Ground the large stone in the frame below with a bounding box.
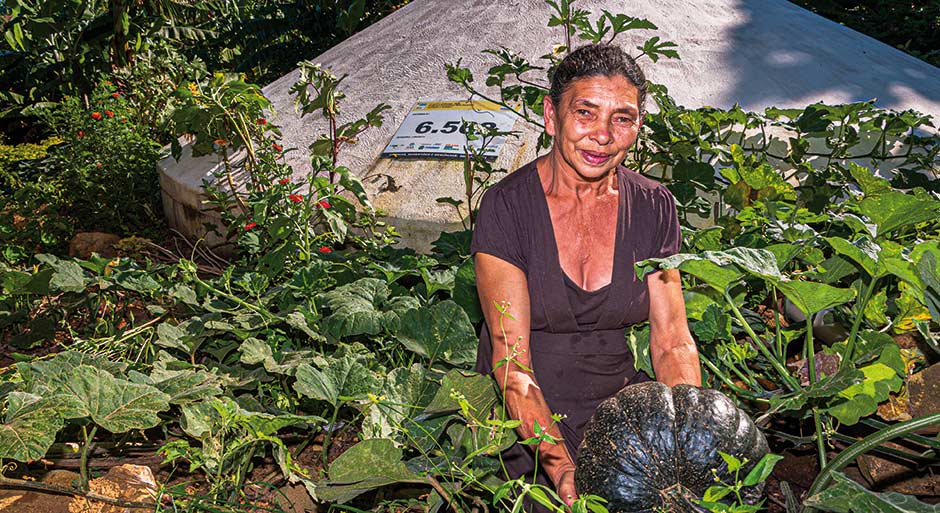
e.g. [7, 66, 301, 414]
[158, 0, 940, 251]
[68, 232, 121, 259]
[0, 465, 157, 513]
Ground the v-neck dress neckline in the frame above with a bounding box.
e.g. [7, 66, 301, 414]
[533, 166, 628, 331]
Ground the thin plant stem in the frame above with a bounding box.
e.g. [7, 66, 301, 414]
[724, 291, 801, 391]
[79, 424, 98, 491]
[805, 318, 828, 470]
[840, 277, 878, 369]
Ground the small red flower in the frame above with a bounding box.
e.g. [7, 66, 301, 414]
[278, 178, 290, 185]
[318, 199, 332, 209]
[214, 139, 227, 146]
[91, 112, 103, 120]
[256, 118, 267, 126]
[104, 110, 114, 118]
[77, 131, 84, 138]
[111, 92, 121, 99]
[318, 246, 333, 254]
[95, 162, 103, 169]
[289, 194, 303, 203]
[244, 221, 258, 231]
[272, 143, 283, 152]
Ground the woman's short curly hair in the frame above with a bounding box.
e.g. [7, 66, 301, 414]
[549, 44, 648, 115]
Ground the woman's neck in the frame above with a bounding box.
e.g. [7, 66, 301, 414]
[537, 153, 619, 199]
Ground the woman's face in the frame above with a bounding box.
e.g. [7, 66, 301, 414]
[543, 75, 643, 181]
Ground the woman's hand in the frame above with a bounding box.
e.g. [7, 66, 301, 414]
[555, 468, 579, 507]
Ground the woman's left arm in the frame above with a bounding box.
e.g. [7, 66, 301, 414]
[647, 268, 702, 387]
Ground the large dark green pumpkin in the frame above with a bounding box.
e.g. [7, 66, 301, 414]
[575, 382, 769, 513]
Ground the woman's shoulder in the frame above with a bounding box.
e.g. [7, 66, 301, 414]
[483, 159, 539, 199]
[618, 166, 669, 193]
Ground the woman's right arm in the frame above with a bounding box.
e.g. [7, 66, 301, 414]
[475, 252, 579, 506]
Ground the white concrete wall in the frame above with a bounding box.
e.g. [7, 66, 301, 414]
[158, 0, 940, 251]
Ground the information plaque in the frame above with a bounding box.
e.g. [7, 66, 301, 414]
[382, 100, 517, 159]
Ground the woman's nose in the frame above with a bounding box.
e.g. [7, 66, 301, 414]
[590, 122, 612, 145]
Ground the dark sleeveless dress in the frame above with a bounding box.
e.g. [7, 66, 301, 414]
[470, 160, 681, 508]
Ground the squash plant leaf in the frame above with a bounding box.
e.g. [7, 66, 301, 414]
[637, 248, 780, 293]
[73, 366, 171, 433]
[826, 346, 904, 425]
[315, 438, 425, 503]
[362, 364, 436, 441]
[636, 254, 741, 293]
[396, 300, 477, 365]
[129, 368, 223, 406]
[294, 354, 380, 408]
[0, 392, 65, 462]
[857, 192, 940, 238]
[776, 280, 856, 316]
[692, 304, 732, 344]
[825, 236, 880, 278]
[804, 471, 940, 512]
[916, 250, 940, 322]
[319, 278, 419, 338]
[425, 369, 498, 419]
[769, 367, 864, 412]
[453, 257, 483, 323]
[846, 162, 892, 198]
[35, 254, 88, 293]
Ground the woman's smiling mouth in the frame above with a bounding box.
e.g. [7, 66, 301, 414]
[580, 150, 612, 165]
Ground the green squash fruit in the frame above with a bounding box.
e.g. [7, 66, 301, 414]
[575, 382, 769, 513]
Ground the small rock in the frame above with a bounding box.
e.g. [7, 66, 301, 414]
[68, 232, 121, 259]
[790, 351, 841, 386]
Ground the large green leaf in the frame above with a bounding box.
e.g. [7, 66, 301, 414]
[129, 367, 223, 406]
[692, 304, 732, 344]
[776, 280, 856, 316]
[361, 364, 437, 440]
[424, 370, 498, 420]
[846, 162, 892, 198]
[72, 366, 171, 433]
[315, 438, 425, 503]
[319, 278, 419, 338]
[294, 354, 380, 408]
[826, 346, 904, 425]
[0, 392, 65, 462]
[916, 250, 940, 322]
[825, 236, 880, 277]
[858, 192, 940, 238]
[35, 254, 88, 293]
[396, 300, 477, 365]
[805, 471, 940, 512]
[769, 367, 864, 413]
[453, 258, 483, 324]
[636, 248, 781, 293]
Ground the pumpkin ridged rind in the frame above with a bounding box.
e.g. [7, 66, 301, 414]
[575, 382, 769, 513]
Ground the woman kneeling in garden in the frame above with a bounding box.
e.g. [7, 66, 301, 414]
[472, 43, 702, 510]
